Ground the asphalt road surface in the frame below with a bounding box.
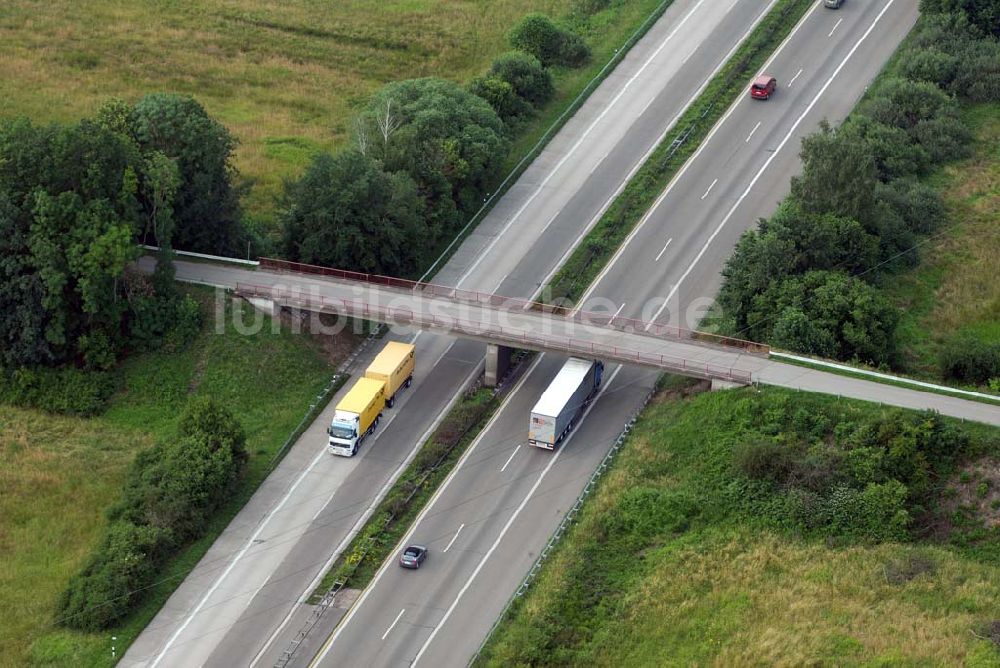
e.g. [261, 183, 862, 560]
[122, 1, 776, 665]
[308, 1, 934, 667]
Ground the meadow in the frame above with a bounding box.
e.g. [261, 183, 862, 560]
[477, 384, 1000, 666]
[0, 291, 343, 665]
[886, 102, 1000, 379]
[0, 0, 586, 228]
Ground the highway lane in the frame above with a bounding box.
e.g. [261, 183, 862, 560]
[309, 1, 924, 666]
[123, 1, 771, 665]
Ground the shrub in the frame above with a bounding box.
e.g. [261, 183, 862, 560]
[0, 365, 117, 416]
[824, 480, 911, 542]
[508, 13, 591, 68]
[572, 0, 611, 16]
[58, 399, 247, 630]
[57, 521, 168, 630]
[884, 552, 936, 584]
[940, 335, 1000, 384]
[733, 439, 798, 485]
[487, 51, 554, 107]
[468, 75, 534, 126]
[875, 178, 947, 235]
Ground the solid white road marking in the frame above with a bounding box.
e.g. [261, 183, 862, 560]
[493, 273, 509, 293]
[308, 357, 544, 666]
[534, 0, 784, 301]
[382, 609, 405, 640]
[443, 524, 465, 553]
[828, 18, 843, 37]
[654, 237, 673, 262]
[582, 0, 819, 302]
[452, 0, 713, 288]
[745, 121, 762, 143]
[648, 0, 899, 326]
[500, 445, 521, 473]
[410, 366, 624, 667]
[700, 178, 718, 200]
[788, 68, 803, 87]
[251, 341, 479, 667]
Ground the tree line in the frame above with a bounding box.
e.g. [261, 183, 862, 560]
[717, 6, 1000, 384]
[0, 94, 248, 412]
[280, 11, 592, 277]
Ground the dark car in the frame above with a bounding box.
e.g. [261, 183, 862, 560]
[750, 75, 777, 100]
[399, 545, 427, 569]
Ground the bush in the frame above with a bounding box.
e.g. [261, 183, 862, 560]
[824, 480, 911, 542]
[733, 439, 799, 485]
[468, 75, 534, 126]
[0, 366, 117, 416]
[572, 0, 611, 16]
[875, 178, 947, 235]
[58, 399, 247, 630]
[508, 13, 591, 68]
[487, 51, 554, 107]
[57, 521, 168, 630]
[940, 335, 1000, 384]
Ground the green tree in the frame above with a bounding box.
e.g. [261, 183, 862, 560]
[508, 13, 590, 67]
[282, 150, 427, 275]
[487, 51, 554, 106]
[718, 203, 879, 331]
[790, 121, 879, 227]
[920, 0, 1000, 37]
[126, 94, 243, 255]
[361, 78, 508, 233]
[468, 75, 533, 127]
[749, 271, 899, 365]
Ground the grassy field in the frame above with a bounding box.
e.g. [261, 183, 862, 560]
[0, 0, 675, 231]
[885, 102, 1000, 380]
[0, 289, 344, 666]
[477, 385, 1000, 666]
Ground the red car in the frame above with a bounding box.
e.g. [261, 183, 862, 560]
[750, 75, 777, 100]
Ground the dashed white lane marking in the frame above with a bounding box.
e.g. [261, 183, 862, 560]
[500, 445, 521, 473]
[382, 609, 405, 640]
[700, 178, 718, 200]
[443, 524, 465, 553]
[828, 18, 843, 37]
[788, 67, 803, 87]
[745, 121, 762, 143]
[654, 237, 674, 262]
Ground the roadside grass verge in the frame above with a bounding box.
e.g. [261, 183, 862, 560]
[883, 102, 1000, 380]
[543, 0, 814, 305]
[308, 354, 533, 603]
[475, 386, 1000, 666]
[1, 289, 345, 666]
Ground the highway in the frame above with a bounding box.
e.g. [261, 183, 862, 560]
[308, 1, 929, 667]
[122, 0, 776, 665]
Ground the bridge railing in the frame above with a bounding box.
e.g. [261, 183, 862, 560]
[236, 282, 753, 384]
[258, 257, 768, 355]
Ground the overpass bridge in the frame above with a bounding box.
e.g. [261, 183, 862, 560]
[239, 258, 767, 386]
[136, 255, 1000, 427]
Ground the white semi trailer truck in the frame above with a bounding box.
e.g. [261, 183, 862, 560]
[528, 358, 604, 449]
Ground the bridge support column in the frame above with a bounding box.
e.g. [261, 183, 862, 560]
[485, 344, 512, 388]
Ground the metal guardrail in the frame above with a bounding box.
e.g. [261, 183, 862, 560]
[235, 282, 754, 384]
[469, 386, 655, 665]
[257, 258, 769, 355]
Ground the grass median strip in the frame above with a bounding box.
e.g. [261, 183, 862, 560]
[543, 0, 814, 306]
[308, 353, 532, 602]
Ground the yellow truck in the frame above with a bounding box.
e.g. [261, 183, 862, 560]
[364, 341, 415, 408]
[327, 377, 386, 457]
